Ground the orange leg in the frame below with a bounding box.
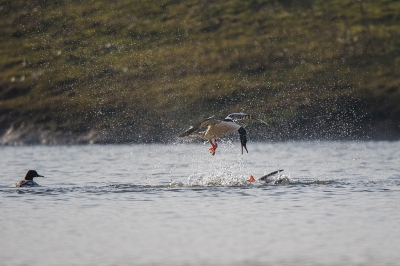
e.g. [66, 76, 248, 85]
[208, 139, 218, 156]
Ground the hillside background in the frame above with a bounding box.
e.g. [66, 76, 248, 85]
[1, 0, 399, 145]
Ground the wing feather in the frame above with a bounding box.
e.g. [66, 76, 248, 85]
[225, 113, 253, 121]
[179, 125, 201, 137]
[179, 116, 219, 137]
[225, 113, 268, 125]
[259, 170, 284, 181]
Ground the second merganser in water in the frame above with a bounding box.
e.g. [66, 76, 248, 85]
[13, 170, 44, 187]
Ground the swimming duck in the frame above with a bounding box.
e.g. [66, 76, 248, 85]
[179, 113, 267, 156]
[13, 170, 44, 187]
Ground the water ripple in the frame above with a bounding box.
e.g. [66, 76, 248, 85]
[2, 176, 395, 197]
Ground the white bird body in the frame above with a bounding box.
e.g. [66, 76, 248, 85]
[192, 119, 242, 140]
[179, 113, 265, 155]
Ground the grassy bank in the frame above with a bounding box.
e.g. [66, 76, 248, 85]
[1, 0, 399, 144]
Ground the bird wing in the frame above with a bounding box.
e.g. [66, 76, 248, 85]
[179, 116, 220, 137]
[258, 169, 284, 181]
[225, 113, 268, 126]
[225, 113, 253, 121]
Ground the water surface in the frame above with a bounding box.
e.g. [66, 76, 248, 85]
[1, 141, 399, 265]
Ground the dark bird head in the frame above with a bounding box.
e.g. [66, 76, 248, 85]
[238, 127, 248, 154]
[24, 170, 44, 181]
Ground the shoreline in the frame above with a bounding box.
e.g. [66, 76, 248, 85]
[1, 124, 399, 146]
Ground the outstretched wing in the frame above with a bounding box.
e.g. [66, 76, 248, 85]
[259, 169, 284, 181]
[179, 125, 201, 137]
[225, 113, 268, 126]
[179, 116, 219, 137]
[225, 113, 253, 121]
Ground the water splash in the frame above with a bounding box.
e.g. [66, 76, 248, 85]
[186, 172, 249, 187]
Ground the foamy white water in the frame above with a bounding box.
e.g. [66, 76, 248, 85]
[1, 141, 399, 265]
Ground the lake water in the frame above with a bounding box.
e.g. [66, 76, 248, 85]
[1, 141, 399, 266]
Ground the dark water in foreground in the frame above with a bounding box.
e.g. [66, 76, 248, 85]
[1, 141, 399, 266]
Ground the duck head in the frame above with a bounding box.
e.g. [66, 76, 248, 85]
[24, 170, 44, 181]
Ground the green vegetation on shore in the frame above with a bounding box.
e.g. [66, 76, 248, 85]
[1, 0, 399, 144]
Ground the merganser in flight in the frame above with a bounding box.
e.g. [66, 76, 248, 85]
[179, 113, 266, 156]
[13, 170, 44, 187]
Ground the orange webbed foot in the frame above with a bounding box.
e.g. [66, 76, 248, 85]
[248, 175, 255, 182]
[208, 139, 218, 156]
[209, 147, 216, 156]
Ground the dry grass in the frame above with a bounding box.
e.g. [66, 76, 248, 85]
[1, 0, 399, 143]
